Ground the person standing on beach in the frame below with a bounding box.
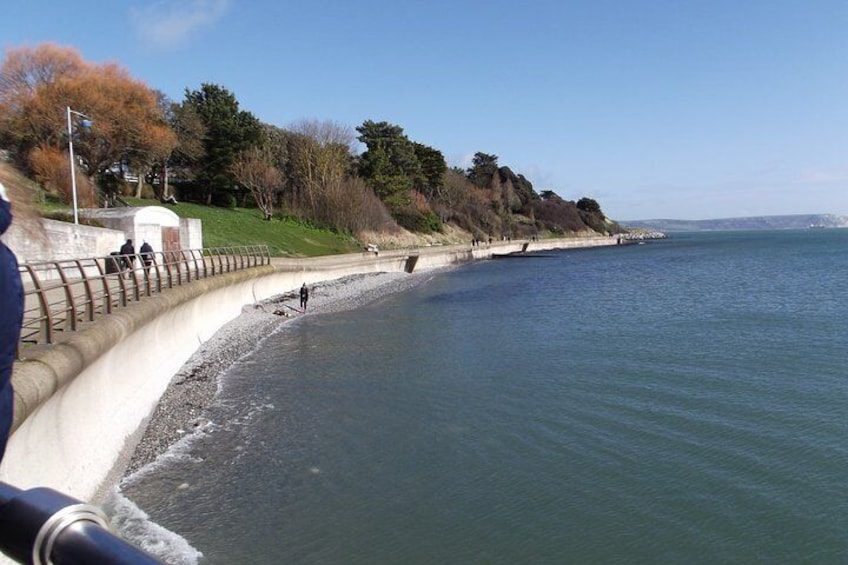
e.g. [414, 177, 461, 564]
[300, 283, 309, 312]
[0, 182, 23, 462]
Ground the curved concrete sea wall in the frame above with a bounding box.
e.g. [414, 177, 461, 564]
[0, 237, 620, 501]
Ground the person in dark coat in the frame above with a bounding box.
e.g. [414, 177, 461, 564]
[139, 241, 154, 274]
[300, 283, 309, 312]
[0, 182, 23, 462]
[119, 238, 135, 272]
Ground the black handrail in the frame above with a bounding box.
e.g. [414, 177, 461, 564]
[17, 245, 270, 351]
[0, 482, 161, 564]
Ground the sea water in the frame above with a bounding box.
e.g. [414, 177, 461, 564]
[114, 230, 848, 564]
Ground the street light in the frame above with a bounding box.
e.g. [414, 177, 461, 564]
[66, 106, 92, 225]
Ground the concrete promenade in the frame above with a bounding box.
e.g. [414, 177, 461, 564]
[0, 236, 622, 502]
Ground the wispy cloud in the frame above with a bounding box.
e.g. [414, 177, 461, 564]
[131, 0, 230, 50]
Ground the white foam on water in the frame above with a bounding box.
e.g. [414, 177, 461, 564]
[123, 419, 215, 484]
[104, 488, 203, 565]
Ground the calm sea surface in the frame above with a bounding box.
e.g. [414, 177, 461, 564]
[114, 230, 848, 564]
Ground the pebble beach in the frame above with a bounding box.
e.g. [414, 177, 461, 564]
[123, 270, 436, 478]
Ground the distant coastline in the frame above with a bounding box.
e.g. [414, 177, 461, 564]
[623, 213, 848, 233]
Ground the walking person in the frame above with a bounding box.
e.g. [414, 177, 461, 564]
[139, 240, 154, 275]
[300, 282, 309, 312]
[0, 182, 23, 462]
[120, 238, 136, 275]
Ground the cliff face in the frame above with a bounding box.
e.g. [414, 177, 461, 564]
[623, 214, 848, 232]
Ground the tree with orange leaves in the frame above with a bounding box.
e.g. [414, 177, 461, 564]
[0, 44, 86, 157]
[0, 43, 176, 205]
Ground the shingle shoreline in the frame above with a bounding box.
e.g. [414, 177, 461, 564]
[122, 271, 435, 479]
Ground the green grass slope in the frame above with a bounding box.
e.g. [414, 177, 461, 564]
[125, 198, 361, 257]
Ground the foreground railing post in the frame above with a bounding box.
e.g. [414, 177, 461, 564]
[100, 256, 119, 315]
[21, 265, 52, 345]
[53, 261, 78, 333]
[114, 257, 129, 308]
[198, 249, 207, 278]
[224, 249, 233, 272]
[178, 250, 190, 283]
[129, 264, 141, 303]
[0, 482, 161, 564]
[215, 247, 230, 275]
[191, 250, 199, 281]
[200, 249, 210, 277]
[152, 252, 163, 293]
[162, 252, 175, 288]
[79, 259, 98, 322]
[71, 259, 96, 322]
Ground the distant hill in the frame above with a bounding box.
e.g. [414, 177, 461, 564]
[622, 214, 848, 232]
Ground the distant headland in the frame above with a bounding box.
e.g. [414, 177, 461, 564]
[623, 214, 848, 232]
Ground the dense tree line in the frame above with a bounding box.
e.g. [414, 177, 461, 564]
[0, 43, 620, 240]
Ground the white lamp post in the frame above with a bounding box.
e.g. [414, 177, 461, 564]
[66, 106, 92, 225]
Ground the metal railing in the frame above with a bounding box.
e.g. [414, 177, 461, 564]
[0, 481, 161, 564]
[18, 245, 270, 350]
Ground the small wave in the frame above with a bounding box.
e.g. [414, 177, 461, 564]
[127, 397, 278, 485]
[104, 488, 203, 565]
[123, 420, 216, 484]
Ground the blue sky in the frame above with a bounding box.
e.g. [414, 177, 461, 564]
[2, 0, 846, 220]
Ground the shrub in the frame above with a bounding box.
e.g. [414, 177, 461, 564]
[392, 207, 442, 233]
[28, 144, 96, 207]
[579, 210, 607, 234]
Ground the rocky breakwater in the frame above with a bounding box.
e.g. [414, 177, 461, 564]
[622, 230, 667, 241]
